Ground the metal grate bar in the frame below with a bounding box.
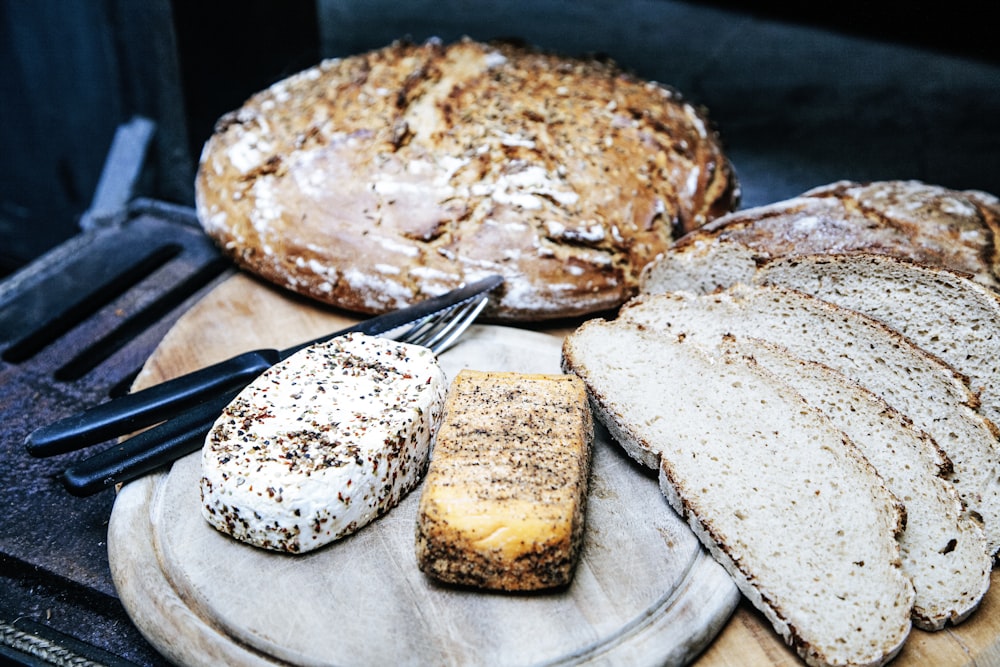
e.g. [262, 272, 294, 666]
[0, 201, 226, 603]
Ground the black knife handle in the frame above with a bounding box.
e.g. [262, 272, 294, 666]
[60, 390, 239, 497]
[27, 276, 505, 458]
[26, 348, 278, 457]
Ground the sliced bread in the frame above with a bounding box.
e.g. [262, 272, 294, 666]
[754, 253, 1000, 430]
[639, 236, 759, 296]
[727, 336, 991, 630]
[619, 285, 1000, 556]
[639, 180, 1000, 293]
[562, 320, 914, 667]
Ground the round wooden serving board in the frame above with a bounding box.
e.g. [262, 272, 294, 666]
[108, 273, 1000, 666]
[107, 273, 740, 667]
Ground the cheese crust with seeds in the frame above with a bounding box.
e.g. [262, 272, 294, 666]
[200, 333, 447, 553]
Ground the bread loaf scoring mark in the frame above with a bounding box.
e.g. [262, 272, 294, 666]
[195, 37, 738, 320]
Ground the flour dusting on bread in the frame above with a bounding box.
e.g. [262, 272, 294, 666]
[196, 37, 739, 321]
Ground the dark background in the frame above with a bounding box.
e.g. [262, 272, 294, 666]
[2, 1, 998, 278]
[0, 3, 998, 664]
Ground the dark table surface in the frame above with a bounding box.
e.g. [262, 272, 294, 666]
[1, 2, 998, 665]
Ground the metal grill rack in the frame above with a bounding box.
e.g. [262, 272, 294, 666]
[0, 200, 228, 665]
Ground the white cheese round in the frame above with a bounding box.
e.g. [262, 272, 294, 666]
[199, 332, 447, 553]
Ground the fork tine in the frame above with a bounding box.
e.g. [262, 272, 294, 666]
[425, 296, 489, 354]
[392, 311, 440, 345]
[401, 298, 478, 350]
[397, 295, 489, 354]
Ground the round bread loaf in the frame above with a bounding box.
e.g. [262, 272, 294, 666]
[656, 180, 1000, 292]
[195, 37, 738, 321]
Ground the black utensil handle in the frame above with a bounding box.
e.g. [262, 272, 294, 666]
[60, 390, 240, 497]
[27, 277, 505, 458]
[26, 348, 278, 457]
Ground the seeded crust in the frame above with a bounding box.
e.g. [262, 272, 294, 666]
[195, 37, 739, 321]
[641, 180, 1000, 294]
[200, 333, 447, 554]
[415, 370, 593, 591]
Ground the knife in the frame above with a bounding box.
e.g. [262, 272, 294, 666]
[26, 275, 503, 458]
[61, 388, 242, 496]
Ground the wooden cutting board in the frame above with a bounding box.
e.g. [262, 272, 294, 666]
[107, 273, 1000, 666]
[107, 273, 740, 666]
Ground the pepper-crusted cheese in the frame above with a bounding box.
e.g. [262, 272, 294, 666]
[200, 332, 447, 553]
[415, 369, 594, 590]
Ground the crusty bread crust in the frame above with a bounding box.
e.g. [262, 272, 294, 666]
[196, 37, 738, 321]
[654, 180, 1000, 292]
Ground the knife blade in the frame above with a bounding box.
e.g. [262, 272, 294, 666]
[26, 275, 503, 457]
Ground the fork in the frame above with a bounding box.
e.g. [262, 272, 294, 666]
[56, 293, 491, 496]
[28, 276, 502, 458]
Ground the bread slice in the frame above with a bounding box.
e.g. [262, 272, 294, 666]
[200, 333, 447, 553]
[562, 320, 914, 667]
[620, 286, 1000, 556]
[639, 180, 1000, 293]
[643, 244, 1000, 437]
[727, 336, 991, 630]
[754, 252, 1000, 430]
[640, 236, 759, 296]
[415, 370, 593, 590]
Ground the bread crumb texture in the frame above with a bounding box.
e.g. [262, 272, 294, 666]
[736, 336, 990, 631]
[195, 37, 738, 321]
[200, 332, 447, 553]
[562, 320, 915, 667]
[622, 285, 1000, 558]
[415, 369, 594, 590]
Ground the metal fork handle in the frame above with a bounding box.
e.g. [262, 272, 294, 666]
[26, 349, 278, 457]
[60, 390, 239, 496]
